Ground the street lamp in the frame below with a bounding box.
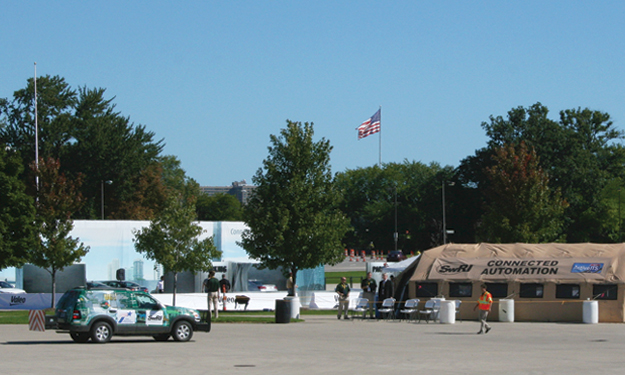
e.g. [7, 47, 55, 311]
[394, 185, 398, 251]
[101, 180, 113, 220]
[442, 181, 455, 244]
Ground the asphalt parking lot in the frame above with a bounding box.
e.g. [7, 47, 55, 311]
[2, 316, 624, 374]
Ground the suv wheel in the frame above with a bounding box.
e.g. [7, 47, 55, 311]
[172, 321, 193, 342]
[90, 321, 112, 343]
[70, 332, 90, 343]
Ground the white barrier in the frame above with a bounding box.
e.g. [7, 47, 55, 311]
[152, 292, 289, 311]
[308, 291, 362, 310]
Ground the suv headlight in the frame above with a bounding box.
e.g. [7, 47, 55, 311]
[192, 310, 201, 322]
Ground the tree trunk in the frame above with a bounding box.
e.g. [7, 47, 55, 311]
[50, 268, 57, 309]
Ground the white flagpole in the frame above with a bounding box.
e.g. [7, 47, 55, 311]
[34, 62, 39, 192]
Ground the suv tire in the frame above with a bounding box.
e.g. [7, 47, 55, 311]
[70, 332, 90, 343]
[91, 321, 113, 343]
[172, 320, 193, 342]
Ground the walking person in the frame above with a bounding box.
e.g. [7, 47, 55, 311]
[474, 284, 493, 334]
[360, 272, 377, 319]
[335, 277, 350, 320]
[203, 271, 221, 319]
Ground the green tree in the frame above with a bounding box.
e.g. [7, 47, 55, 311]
[479, 142, 567, 242]
[64, 86, 165, 219]
[240, 121, 350, 287]
[1, 77, 167, 220]
[29, 157, 89, 307]
[196, 193, 243, 221]
[0, 75, 76, 173]
[133, 193, 221, 306]
[335, 161, 458, 252]
[461, 103, 625, 242]
[0, 144, 36, 270]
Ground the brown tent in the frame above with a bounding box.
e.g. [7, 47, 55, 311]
[407, 243, 625, 322]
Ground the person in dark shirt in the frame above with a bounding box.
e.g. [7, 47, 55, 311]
[335, 277, 351, 320]
[203, 271, 220, 319]
[219, 274, 231, 293]
[360, 272, 377, 318]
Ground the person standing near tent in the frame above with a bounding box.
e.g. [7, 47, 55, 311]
[474, 284, 493, 334]
[378, 273, 394, 312]
[203, 271, 221, 319]
[361, 272, 377, 319]
[335, 277, 350, 319]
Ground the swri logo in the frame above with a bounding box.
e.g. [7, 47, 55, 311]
[436, 264, 473, 275]
[571, 263, 604, 274]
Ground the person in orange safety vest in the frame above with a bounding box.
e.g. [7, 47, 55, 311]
[474, 284, 492, 334]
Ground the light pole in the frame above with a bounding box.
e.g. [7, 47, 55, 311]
[442, 181, 455, 244]
[101, 180, 112, 220]
[394, 185, 398, 251]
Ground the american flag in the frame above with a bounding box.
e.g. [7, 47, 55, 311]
[358, 108, 381, 139]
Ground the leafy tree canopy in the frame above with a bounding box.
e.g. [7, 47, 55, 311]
[0, 75, 168, 220]
[29, 157, 89, 307]
[0, 144, 36, 270]
[133, 192, 221, 305]
[196, 193, 243, 221]
[240, 121, 350, 283]
[479, 142, 567, 243]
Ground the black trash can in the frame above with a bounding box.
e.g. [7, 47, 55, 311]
[275, 299, 291, 323]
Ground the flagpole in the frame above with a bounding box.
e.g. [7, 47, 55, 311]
[34, 62, 39, 192]
[378, 106, 382, 167]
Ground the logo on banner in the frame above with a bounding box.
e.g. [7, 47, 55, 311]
[571, 263, 604, 273]
[10, 295, 26, 306]
[436, 263, 473, 275]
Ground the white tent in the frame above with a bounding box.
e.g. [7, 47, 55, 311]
[383, 255, 420, 273]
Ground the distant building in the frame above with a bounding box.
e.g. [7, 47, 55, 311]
[108, 259, 120, 280]
[133, 259, 144, 280]
[200, 180, 255, 205]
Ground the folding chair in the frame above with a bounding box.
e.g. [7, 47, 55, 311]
[350, 298, 369, 320]
[455, 300, 462, 322]
[418, 300, 435, 323]
[398, 298, 420, 321]
[378, 298, 396, 320]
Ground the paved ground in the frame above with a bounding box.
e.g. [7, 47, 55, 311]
[2, 316, 624, 374]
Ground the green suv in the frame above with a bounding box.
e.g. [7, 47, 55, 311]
[53, 287, 210, 343]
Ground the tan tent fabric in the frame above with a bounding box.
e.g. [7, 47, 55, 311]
[405, 243, 625, 322]
[410, 243, 625, 284]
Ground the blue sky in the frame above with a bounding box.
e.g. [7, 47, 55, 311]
[2, 1, 625, 186]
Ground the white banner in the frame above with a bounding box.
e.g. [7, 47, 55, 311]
[152, 292, 291, 311]
[308, 291, 363, 310]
